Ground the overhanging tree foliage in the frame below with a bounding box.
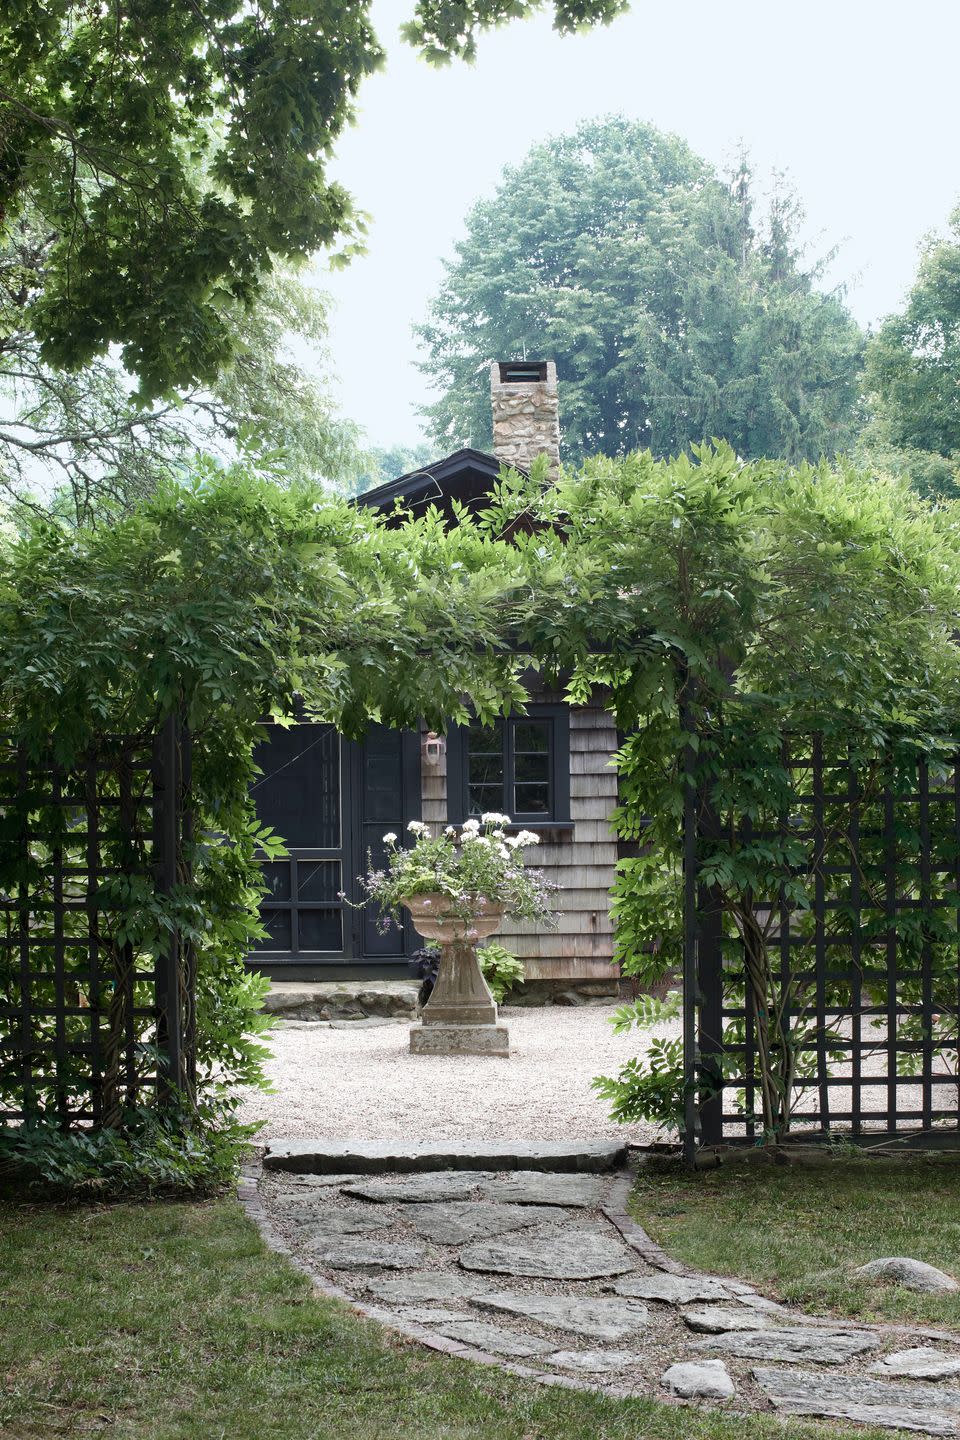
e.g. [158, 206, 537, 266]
[417, 120, 864, 465]
[1, 0, 623, 405]
[0, 204, 367, 521]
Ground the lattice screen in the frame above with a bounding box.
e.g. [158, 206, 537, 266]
[0, 717, 191, 1128]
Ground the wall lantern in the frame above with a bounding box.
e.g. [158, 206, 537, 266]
[422, 731, 445, 767]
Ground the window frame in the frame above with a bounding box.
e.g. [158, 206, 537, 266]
[446, 705, 571, 827]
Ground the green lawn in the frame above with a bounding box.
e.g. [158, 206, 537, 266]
[0, 1192, 895, 1440]
[631, 1153, 960, 1329]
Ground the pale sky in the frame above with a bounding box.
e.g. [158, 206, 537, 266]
[316, 0, 959, 449]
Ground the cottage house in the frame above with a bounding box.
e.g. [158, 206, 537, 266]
[249, 363, 619, 1000]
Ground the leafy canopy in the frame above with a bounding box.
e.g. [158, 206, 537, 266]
[417, 120, 864, 465]
[485, 444, 960, 1136]
[0, 457, 528, 1114]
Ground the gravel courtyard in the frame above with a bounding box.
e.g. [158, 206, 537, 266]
[240, 1005, 674, 1146]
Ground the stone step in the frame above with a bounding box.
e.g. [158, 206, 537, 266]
[263, 980, 419, 1023]
[262, 1138, 627, 1176]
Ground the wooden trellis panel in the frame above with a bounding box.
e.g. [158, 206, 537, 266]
[0, 715, 192, 1128]
[683, 737, 960, 1158]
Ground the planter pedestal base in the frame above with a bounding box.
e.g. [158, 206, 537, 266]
[401, 903, 511, 1058]
[409, 1021, 510, 1057]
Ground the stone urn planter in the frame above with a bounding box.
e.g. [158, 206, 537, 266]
[402, 894, 510, 1057]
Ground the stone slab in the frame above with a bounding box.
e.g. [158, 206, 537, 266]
[427, 1319, 554, 1357]
[263, 1139, 628, 1175]
[300, 1208, 389, 1238]
[871, 1348, 960, 1381]
[612, 1274, 744, 1304]
[754, 1365, 960, 1437]
[282, 1174, 363, 1190]
[473, 1292, 650, 1341]
[662, 1360, 735, 1400]
[548, 1349, 644, 1374]
[477, 1172, 606, 1208]
[855, 1257, 959, 1293]
[344, 1173, 495, 1203]
[682, 1304, 769, 1334]
[264, 980, 418, 1021]
[363, 1272, 485, 1304]
[459, 1228, 636, 1280]
[308, 1238, 428, 1270]
[409, 1022, 510, 1056]
[692, 1326, 882, 1365]
[405, 1201, 563, 1245]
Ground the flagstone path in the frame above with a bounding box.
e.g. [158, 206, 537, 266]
[246, 1164, 960, 1436]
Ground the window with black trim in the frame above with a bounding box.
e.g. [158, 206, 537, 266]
[447, 707, 570, 825]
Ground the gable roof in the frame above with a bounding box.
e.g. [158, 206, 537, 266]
[356, 447, 517, 523]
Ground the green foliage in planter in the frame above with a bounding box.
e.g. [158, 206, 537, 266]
[478, 941, 525, 1003]
[359, 818, 556, 928]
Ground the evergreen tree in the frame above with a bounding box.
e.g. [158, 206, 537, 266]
[416, 120, 864, 465]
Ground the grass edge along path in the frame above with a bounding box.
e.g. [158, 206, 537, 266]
[630, 1153, 960, 1331]
[0, 1190, 898, 1440]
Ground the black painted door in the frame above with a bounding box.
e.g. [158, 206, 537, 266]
[251, 721, 420, 963]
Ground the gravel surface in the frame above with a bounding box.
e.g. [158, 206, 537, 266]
[239, 1005, 675, 1144]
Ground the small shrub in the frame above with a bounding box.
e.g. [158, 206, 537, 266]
[0, 1101, 257, 1200]
[409, 941, 524, 1005]
[593, 991, 686, 1136]
[478, 941, 525, 1003]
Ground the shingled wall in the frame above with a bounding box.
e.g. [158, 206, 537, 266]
[422, 705, 620, 995]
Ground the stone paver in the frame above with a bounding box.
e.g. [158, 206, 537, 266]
[692, 1326, 882, 1365]
[427, 1318, 555, 1358]
[300, 1208, 389, 1237]
[284, 1173, 363, 1189]
[459, 1228, 636, 1280]
[363, 1272, 485, 1303]
[662, 1359, 735, 1399]
[307, 1239, 428, 1270]
[473, 1293, 650, 1342]
[681, 1304, 769, 1334]
[855, 1257, 960, 1294]
[345, 1173, 495, 1203]
[404, 1201, 562, 1244]
[612, 1273, 747, 1304]
[870, 1347, 960, 1381]
[477, 1172, 605, 1208]
[754, 1365, 960, 1437]
[548, 1349, 644, 1374]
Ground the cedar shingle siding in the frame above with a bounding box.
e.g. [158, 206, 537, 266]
[423, 706, 619, 986]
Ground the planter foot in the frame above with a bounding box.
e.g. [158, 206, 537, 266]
[409, 1022, 510, 1056]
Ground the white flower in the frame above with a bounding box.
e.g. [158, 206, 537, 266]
[514, 830, 541, 847]
[496, 843, 510, 859]
[444, 825, 456, 836]
[462, 818, 481, 833]
[463, 833, 490, 846]
[504, 835, 523, 849]
[407, 820, 427, 835]
[382, 832, 398, 844]
[481, 811, 511, 827]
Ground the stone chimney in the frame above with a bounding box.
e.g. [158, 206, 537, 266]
[490, 360, 560, 478]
